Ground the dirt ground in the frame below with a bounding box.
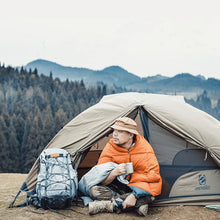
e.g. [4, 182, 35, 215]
[0, 173, 219, 220]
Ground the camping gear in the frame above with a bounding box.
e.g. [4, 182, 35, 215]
[10, 92, 220, 207]
[125, 162, 133, 174]
[33, 148, 78, 209]
[205, 205, 220, 211]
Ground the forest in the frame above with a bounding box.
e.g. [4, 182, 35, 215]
[0, 65, 107, 173]
[0, 64, 219, 173]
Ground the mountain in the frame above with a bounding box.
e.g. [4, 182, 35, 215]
[130, 73, 205, 92]
[127, 73, 220, 98]
[25, 59, 220, 99]
[25, 59, 141, 87]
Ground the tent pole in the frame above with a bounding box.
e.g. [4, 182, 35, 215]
[8, 190, 21, 208]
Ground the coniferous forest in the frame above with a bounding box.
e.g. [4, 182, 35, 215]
[0, 64, 219, 173]
[0, 65, 107, 173]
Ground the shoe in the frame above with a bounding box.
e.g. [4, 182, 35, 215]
[89, 200, 114, 215]
[136, 204, 148, 216]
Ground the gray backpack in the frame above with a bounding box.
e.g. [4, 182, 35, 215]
[35, 148, 78, 209]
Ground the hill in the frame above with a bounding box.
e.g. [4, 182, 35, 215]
[25, 59, 141, 87]
[128, 73, 220, 99]
[25, 59, 220, 99]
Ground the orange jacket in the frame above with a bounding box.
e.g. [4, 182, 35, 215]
[98, 134, 162, 196]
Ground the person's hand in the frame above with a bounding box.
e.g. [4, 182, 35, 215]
[112, 163, 126, 176]
[122, 193, 137, 209]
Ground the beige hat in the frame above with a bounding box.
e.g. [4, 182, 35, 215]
[110, 117, 138, 135]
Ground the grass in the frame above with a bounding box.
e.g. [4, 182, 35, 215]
[0, 173, 219, 220]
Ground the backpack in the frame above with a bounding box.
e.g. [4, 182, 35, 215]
[33, 148, 78, 210]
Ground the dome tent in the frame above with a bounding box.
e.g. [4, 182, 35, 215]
[11, 92, 220, 207]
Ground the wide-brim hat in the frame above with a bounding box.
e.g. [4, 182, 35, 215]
[110, 117, 138, 135]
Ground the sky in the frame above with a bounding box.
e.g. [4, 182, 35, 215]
[0, 0, 220, 79]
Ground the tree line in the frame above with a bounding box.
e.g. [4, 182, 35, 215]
[0, 63, 219, 173]
[0, 65, 107, 173]
[185, 90, 220, 121]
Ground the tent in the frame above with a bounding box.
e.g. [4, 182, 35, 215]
[11, 92, 220, 207]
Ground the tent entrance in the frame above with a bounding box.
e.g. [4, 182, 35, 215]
[77, 107, 220, 204]
[77, 108, 143, 179]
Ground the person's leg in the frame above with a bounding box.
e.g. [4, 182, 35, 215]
[89, 184, 129, 215]
[89, 179, 131, 203]
[90, 185, 119, 200]
[89, 185, 122, 215]
[89, 200, 114, 214]
[89, 194, 129, 215]
[128, 186, 155, 216]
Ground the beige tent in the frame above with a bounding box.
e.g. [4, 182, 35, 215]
[11, 92, 220, 206]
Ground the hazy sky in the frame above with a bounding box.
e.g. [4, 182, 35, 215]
[1, 0, 220, 79]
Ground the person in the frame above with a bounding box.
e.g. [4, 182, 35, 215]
[88, 117, 162, 216]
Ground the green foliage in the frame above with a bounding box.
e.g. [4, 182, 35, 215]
[0, 64, 106, 173]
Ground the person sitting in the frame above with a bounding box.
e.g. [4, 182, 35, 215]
[88, 117, 162, 216]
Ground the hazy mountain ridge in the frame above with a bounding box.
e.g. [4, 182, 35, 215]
[25, 59, 220, 98]
[26, 59, 141, 87]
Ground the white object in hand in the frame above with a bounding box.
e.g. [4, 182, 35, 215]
[125, 162, 133, 174]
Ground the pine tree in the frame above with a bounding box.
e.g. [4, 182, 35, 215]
[7, 119, 20, 172]
[0, 115, 9, 172]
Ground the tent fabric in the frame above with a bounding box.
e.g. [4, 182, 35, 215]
[17, 92, 220, 206]
[154, 195, 220, 206]
[47, 92, 220, 165]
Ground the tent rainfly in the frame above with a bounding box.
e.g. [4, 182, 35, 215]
[10, 92, 220, 207]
